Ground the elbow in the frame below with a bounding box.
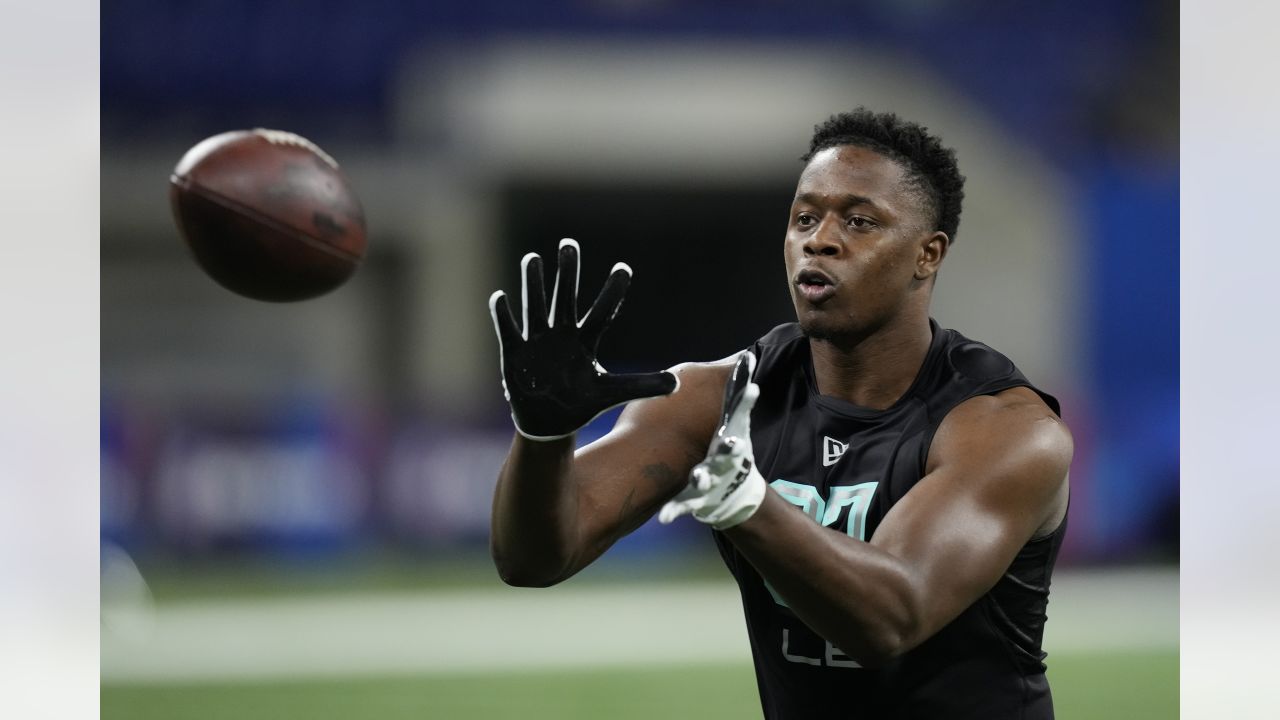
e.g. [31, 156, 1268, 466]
[826, 624, 915, 670]
[491, 548, 566, 588]
[844, 624, 916, 669]
[495, 565, 560, 588]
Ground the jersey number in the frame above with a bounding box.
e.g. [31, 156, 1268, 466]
[770, 479, 878, 541]
[762, 479, 878, 609]
[764, 480, 878, 669]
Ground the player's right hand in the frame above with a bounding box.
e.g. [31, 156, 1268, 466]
[488, 239, 679, 441]
[658, 351, 767, 530]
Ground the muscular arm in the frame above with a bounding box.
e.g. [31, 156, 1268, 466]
[491, 361, 731, 587]
[723, 386, 1072, 667]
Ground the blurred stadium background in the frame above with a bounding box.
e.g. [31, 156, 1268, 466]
[100, 1, 1178, 717]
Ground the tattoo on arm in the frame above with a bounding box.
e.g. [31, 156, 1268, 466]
[595, 465, 677, 547]
[622, 462, 684, 531]
[616, 486, 638, 527]
[642, 462, 681, 485]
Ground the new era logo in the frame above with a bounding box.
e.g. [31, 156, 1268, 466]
[823, 436, 849, 467]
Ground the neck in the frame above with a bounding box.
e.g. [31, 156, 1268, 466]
[808, 314, 934, 410]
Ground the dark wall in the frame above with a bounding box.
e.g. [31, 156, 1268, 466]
[501, 179, 799, 370]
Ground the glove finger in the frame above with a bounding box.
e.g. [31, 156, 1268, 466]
[659, 495, 708, 524]
[488, 291, 522, 350]
[599, 370, 679, 407]
[658, 500, 690, 524]
[717, 351, 758, 435]
[521, 253, 549, 337]
[690, 466, 712, 492]
[723, 381, 760, 441]
[550, 239, 581, 329]
[580, 262, 632, 348]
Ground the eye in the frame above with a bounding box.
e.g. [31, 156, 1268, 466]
[795, 212, 816, 228]
[848, 216, 876, 229]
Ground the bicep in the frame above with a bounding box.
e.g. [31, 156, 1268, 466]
[868, 393, 1071, 642]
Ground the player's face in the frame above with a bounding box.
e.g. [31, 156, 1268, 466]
[783, 145, 941, 343]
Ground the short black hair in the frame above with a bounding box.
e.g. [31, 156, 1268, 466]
[803, 109, 966, 243]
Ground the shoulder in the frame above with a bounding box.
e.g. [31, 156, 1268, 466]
[926, 387, 1072, 533]
[944, 336, 1017, 382]
[930, 388, 1072, 473]
[932, 324, 1062, 416]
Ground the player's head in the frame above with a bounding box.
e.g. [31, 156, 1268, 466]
[803, 109, 965, 244]
[785, 109, 965, 344]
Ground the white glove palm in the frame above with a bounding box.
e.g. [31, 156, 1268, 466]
[659, 351, 766, 530]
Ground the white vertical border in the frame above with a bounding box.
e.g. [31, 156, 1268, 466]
[0, 0, 101, 717]
[1182, 1, 1280, 717]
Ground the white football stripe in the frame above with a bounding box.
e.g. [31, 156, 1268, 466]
[101, 569, 1176, 683]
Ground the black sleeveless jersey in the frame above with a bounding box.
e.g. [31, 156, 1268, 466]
[714, 320, 1066, 719]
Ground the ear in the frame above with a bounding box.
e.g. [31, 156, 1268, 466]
[914, 231, 950, 281]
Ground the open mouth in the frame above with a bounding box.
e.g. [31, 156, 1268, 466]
[794, 269, 836, 303]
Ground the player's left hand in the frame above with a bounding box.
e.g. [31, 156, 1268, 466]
[488, 239, 678, 441]
[659, 351, 767, 530]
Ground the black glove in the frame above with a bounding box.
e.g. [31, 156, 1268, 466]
[488, 239, 679, 440]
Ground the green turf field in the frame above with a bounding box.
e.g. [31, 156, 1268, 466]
[103, 559, 1178, 718]
[103, 649, 1177, 720]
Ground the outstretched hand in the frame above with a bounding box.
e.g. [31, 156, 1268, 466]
[659, 351, 767, 530]
[489, 239, 678, 441]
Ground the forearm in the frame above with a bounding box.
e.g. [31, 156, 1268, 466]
[490, 434, 581, 587]
[724, 492, 922, 666]
[487, 241, 684, 585]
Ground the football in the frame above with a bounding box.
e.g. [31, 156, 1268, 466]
[169, 129, 367, 302]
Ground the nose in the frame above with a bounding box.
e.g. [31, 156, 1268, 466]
[802, 218, 842, 257]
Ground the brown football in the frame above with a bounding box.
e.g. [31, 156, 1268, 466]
[169, 129, 367, 302]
